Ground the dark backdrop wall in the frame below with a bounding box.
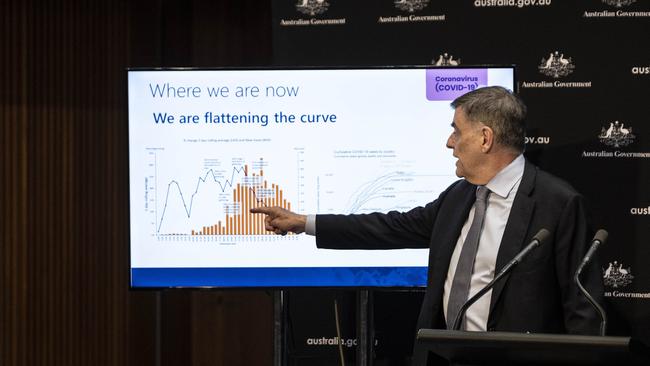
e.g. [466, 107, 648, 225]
[1, 1, 273, 365]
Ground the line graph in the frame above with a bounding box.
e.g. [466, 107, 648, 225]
[157, 165, 247, 233]
[343, 171, 448, 214]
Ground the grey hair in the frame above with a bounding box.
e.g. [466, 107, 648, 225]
[450, 86, 527, 152]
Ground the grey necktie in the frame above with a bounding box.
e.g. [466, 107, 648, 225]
[447, 185, 490, 330]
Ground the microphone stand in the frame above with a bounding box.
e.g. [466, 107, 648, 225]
[575, 262, 607, 336]
[452, 267, 510, 331]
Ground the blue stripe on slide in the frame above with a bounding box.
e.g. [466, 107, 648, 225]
[131, 266, 427, 288]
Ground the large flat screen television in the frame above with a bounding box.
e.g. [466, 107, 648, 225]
[128, 66, 516, 288]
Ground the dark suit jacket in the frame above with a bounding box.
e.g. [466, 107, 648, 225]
[315, 160, 604, 366]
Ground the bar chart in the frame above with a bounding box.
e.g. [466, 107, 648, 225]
[152, 154, 297, 240]
[190, 164, 292, 236]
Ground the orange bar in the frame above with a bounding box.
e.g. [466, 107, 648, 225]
[264, 180, 267, 188]
[247, 188, 251, 235]
[279, 189, 283, 207]
[255, 209, 259, 235]
[192, 230, 195, 235]
[239, 185, 243, 235]
[252, 190, 257, 232]
[226, 214, 230, 235]
[242, 187, 246, 235]
[253, 199, 259, 235]
[248, 187, 252, 235]
[240, 187, 244, 235]
[287, 201, 291, 211]
[260, 169, 263, 177]
[239, 187, 246, 235]
[252, 190, 256, 233]
[218, 221, 222, 235]
[275, 185, 279, 207]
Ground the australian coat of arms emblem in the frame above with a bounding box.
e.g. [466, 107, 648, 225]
[599, 121, 635, 148]
[603, 261, 634, 288]
[602, 0, 637, 7]
[395, 0, 430, 12]
[296, 0, 330, 16]
[539, 51, 575, 78]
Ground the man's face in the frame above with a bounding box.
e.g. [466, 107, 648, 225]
[446, 107, 485, 183]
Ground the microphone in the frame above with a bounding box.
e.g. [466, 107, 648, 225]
[574, 229, 608, 336]
[452, 228, 551, 331]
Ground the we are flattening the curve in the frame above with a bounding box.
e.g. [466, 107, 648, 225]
[203, 111, 337, 126]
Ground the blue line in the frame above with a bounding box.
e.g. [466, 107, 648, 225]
[157, 165, 248, 233]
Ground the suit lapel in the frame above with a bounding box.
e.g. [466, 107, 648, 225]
[488, 161, 537, 315]
[427, 181, 475, 325]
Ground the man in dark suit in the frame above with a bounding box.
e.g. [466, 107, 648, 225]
[252, 86, 603, 365]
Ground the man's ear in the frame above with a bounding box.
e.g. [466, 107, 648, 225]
[481, 126, 495, 153]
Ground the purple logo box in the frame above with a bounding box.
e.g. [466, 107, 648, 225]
[426, 69, 488, 101]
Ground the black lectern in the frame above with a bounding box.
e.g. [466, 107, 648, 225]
[417, 329, 650, 366]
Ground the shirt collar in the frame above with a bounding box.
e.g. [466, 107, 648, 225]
[485, 154, 525, 199]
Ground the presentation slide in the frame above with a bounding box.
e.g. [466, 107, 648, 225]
[128, 66, 514, 287]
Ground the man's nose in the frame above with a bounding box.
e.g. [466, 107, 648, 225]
[446, 134, 454, 149]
